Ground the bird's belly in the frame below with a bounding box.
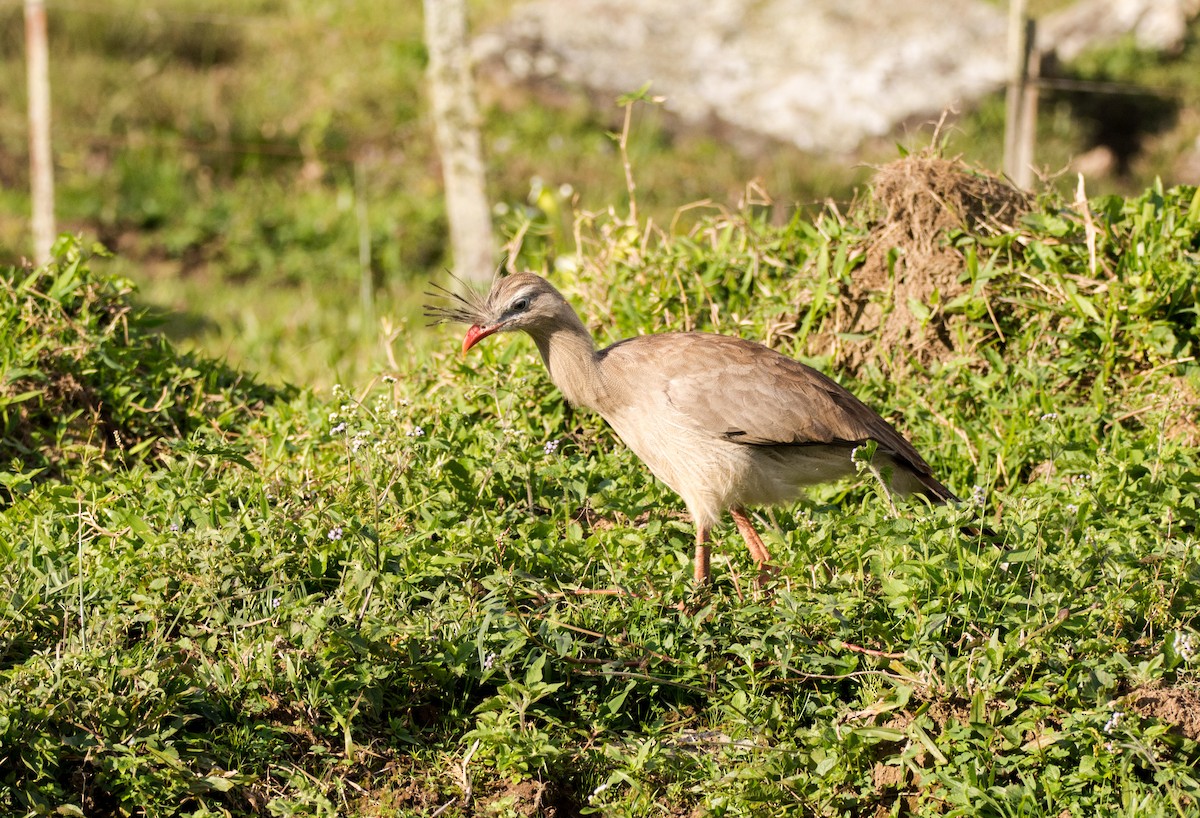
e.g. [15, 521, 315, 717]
[739, 445, 859, 503]
[605, 411, 856, 529]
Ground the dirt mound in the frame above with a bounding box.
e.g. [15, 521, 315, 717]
[1129, 685, 1200, 742]
[480, 778, 581, 817]
[831, 155, 1030, 374]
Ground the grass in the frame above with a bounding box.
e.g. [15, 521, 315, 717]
[2, 3, 1200, 814]
[2, 157, 1199, 815]
[3, 1, 1199, 290]
[0, 0, 879, 281]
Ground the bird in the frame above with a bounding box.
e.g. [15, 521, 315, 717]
[426, 272, 960, 584]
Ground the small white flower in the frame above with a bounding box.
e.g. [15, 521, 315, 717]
[169, 523, 180, 532]
[328, 526, 344, 541]
[1040, 412, 1058, 421]
[330, 422, 347, 435]
[407, 426, 424, 438]
[1104, 710, 1123, 734]
[382, 374, 397, 383]
[271, 597, 282, 609]
[352, 431, 370, 452]
[1176, 632, 1197, 662]
[483, 651, 497, 670]
[543, 438, 560, 455]
[971, 485, 986, 507]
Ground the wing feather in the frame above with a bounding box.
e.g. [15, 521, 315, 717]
[600, 332, 934, 473]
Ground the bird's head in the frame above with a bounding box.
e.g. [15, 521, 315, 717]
[424, 272, 571, 355]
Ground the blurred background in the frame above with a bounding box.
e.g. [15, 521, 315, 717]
[1, 0, 1198, 386]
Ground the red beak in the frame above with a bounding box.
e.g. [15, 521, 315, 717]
[462, 324, 499, 355]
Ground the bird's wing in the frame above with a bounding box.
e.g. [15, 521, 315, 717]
[602, 333, 934, 472]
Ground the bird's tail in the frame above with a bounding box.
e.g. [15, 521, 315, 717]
[911, 470, 960, 505]
[892, 460, 1002, 543]
[887, 458, 958, 504]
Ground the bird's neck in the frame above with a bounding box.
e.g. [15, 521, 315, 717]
[532, 313, 604, 410]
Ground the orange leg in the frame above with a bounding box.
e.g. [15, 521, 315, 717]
[693, 526, 712, 584]
[731, 506, 771, 567]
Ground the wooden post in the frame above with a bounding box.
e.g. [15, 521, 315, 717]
[1015, 18, 1040, 189]
[1003, 0, 1038, 189]
[423, 0, 496, 284]
[25, 0, 56, 265]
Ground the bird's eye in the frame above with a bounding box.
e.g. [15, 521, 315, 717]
[511, 297, 530, 312]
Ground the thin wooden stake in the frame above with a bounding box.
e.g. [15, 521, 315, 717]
[1015, 18, 1040, 189]
[1004, 0, 1040, 189]
[25, 0, 56, 264]
[1003, 0, 1022, 177]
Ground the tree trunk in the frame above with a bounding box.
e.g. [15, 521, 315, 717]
[423, 0, 496, 284]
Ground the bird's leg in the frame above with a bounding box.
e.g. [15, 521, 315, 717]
[731, 506, 771, 567]
[693, 526, 712, 584]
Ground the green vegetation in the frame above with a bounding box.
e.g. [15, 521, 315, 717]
[2, 2, 1200, 814]
[0, 0, 867, 283]
[0, 239, 280, 500]
[3, 159, 1199, 815]
[3, 2, 1199, 317]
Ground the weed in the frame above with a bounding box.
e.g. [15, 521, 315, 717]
[3, 167, 1200, 815]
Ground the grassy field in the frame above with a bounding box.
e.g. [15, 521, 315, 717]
[2, 2, 1200, 815]
[2, 2, 1199, 391]
[2, 153, 1199, 815]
